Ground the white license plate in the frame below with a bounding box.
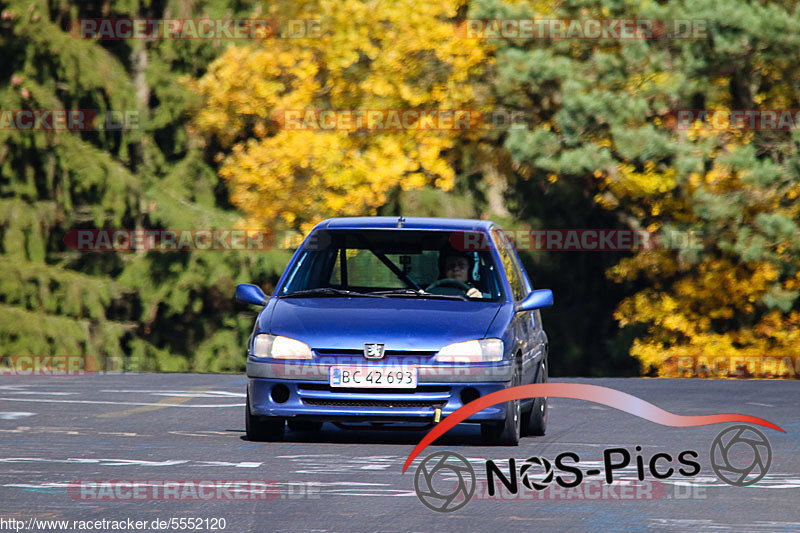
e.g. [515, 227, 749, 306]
[329, 366, 417, 388]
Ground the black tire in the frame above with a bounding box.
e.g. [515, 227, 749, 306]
[287, 420, 323, 433]
[523, 358, 548, 437]
[245, 392, 285, 442]
[481, 363, 521, 446]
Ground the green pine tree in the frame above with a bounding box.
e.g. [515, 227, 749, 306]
[0, 0, 290, 372]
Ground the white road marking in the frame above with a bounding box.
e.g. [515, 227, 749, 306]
[0, 457, 264, 468]
[312, 482, 393, 486]
[1, 392, 76, 395]
[746, 402, 775, 407]
[276, 454, 402, 475]
[0, 458, 188, 467]
[276, 454, 340, 459]
[4, 483, 72, 489]
[194, 461, 262, 468]
[4, 481, 391, 488]
[150, 391, 247, 398]
[168, 430, 237, 437]
[100, 390, 245, 397]
[0, 412, 35, 420]
[2, 480, 415, 498]
[529, 442, 614, 448]
[0, 427, 150, 437]
[85, 459, 190, 467]
[650, 519, 800, 531]
[0, 397, 242, 407]
[321, 490, 415, 496]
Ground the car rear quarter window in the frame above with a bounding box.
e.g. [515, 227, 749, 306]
[492, 229, 525, 301]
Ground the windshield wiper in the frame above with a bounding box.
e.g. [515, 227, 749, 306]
[369, 288, 428, 296]
[281, 288, 387, 298]
[369, 289, 468, 301]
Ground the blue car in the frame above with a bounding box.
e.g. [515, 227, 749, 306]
[236, 217, 553, 445]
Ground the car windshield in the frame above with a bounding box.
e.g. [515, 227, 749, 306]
[278, 229, 504, 301]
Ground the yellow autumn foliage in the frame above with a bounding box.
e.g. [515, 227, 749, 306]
[607, 151, 800, 378]
[189, 0, 488, 234]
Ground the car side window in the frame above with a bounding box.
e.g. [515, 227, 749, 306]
[502, 233, 542, 330]
[508, 244, 532, 296]
[492, 229, 524, 301]
[506, 238, 531, 299]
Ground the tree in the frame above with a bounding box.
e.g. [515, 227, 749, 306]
[191, 0, 487, 234]
[475, 0, 800, 376]
[0, 0, 289, 371]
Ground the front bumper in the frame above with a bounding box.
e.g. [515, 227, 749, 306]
[247, 377, 511, 422]
[246, 357, 514, 383]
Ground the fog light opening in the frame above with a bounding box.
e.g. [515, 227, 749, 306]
[460, 387, 480, 405]
[271, 384, 290, 404]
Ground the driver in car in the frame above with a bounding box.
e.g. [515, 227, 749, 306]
[435, 250, 483, 298]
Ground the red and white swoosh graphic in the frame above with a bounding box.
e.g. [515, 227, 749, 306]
[402, 383, 784, 473]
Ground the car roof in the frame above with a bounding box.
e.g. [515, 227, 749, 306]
[313, 216, 495, 232]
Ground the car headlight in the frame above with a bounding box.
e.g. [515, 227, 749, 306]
[434, 338, 504, 363]
[252, 334, 313, 360]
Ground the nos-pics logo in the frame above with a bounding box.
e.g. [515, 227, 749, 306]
[413, 425, 773, 513]
[414, 451, 476, 513]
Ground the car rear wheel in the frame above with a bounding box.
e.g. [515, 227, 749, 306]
[245, 392, 285, 441]
[287, 420, 323, 433]
[523, 358, 548, 437]
[481, 364, 521, 446]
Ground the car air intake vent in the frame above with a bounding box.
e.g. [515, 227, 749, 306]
[297, 383, 450, 393]
[303, 399, 443, 408]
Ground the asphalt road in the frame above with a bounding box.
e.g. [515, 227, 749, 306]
[0, 374, 798, 532]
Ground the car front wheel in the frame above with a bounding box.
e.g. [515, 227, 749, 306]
[481, 365, 521, 446]
[245, 391, 285, 441]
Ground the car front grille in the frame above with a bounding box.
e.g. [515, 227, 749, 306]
[302, 398, 444, 409]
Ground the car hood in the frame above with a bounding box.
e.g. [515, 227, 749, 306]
[262, 297, 503, 351]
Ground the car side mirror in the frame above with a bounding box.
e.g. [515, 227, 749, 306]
[236, 283, 268, 306]
[517, 289, 553, 312]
